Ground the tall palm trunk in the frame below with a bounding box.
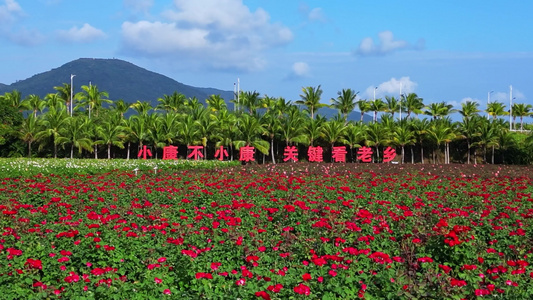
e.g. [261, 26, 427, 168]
[127, 142, 131, 160]
[270, 138, 276, 164]
[420, 143, 424, 164]
[467, 140, 471, 164]
[71, 145, 74, 159]
[108, 144, 112, 159]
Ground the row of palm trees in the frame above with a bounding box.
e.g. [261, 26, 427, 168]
[1, 84, 533, 164]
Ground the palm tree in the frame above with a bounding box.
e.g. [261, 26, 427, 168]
[238, 91, 262, 115]
[511, 103, 532, 130]
[278, 106, 307, 147]
[54, 83, 72, 114]
[206, 94, 227, 113]
[195, 109, 217, 158]
[234, 114, 269, 155]
[96, 117, 126, 159]
[121, 117, 137, 160]
[331, 89, 358, 122]
[65, 116, 93, 159]
[111, 99, 130, 119]
[344, 122, 365, 162]
[320, 120, 348, 158]
[474, 118, 498, 163]
[146, 113, 167, 159]
[497, 129, 516, 164]
[458, 116, 482, 164]
[131, 100, 152, 117]
[22, 94, 46, 117]
[158, 112, 180, 146]
[45, 93, 65, 109]
[211, 109, 238, 160]
[364, 122, 391, 162]
[369, 98, 387, 123]
[393, 121, 416, 164]
[385, 96, 401, 119]
[424, 102, 456, 120]
[129, 114, 153, 148]
[35, 103, 69, 158]
[157, 92, 186, 113]
[18, 113, 42, 157]
[486, 101, 508, 120]
[427, 118, 456, 164]
[459, 101, 480, 120]
[78, 84, 111, 118]
[403, 93, 425, 119]
[356, 99, 371, 122]
[177, 115, 202, 149]
[410, 118, 431, 163]
[297, 85, 327, 120]
[260, 95, 277, 114]
[301, 116, 325, 148]
[2, 90, 24, 110]
[261, 111, 281, 164]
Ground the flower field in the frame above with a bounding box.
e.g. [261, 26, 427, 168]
[1, 163, 533, 299]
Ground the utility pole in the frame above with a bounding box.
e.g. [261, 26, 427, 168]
[509, 85, 513, 130]
[70, 74, 75, 116]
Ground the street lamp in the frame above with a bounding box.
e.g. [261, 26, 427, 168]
[399, 82, 402, 120]
[373, 86, 378, 101]
[70, 74, 75, 116]
[509, 85, 513, 130]
[487, 90, 493, 120]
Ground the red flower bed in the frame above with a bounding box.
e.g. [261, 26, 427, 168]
[0, 164, 532, 298]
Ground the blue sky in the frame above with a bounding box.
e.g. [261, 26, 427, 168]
[1, 0, 532, 114]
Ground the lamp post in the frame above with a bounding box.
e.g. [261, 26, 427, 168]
[70, 74, 75, 116]
[487, 90, 493, 120]
[509, 85, 513, 130]
[373, 86, 378, 101]
[399, 82, 402, 120]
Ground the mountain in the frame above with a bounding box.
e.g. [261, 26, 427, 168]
[0, 58, 234, 105]
[0, 58, 372, 121]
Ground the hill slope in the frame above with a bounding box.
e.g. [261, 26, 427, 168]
[0, 58, 234, 104]
[0, 58, 372, 121]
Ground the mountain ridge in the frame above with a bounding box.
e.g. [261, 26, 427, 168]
[0, 58, 234, 105]
[0, 58, 372, 122]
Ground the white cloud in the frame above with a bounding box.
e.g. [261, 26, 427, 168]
[365, 77, 417, 99]
[308, 8, 326, 23]
[56, 23, 107, 43]
[0, 0, 23, 24]
[123, 0, 153, 13]
[289, 62, 310, 78]
[356, 31, 423, 56]
[120, 0, 293, 72]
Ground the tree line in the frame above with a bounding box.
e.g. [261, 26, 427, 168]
[1, 84, 533, 164]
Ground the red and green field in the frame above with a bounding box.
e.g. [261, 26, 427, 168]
[1, 162, 532, 299]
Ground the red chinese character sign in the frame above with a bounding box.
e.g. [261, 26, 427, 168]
[307, 146, 323, 162]
[332, 146, 347, 163]
[239, 146, 255, 162]
[137, 145, 152, 160]
[162, 146, 178, 160]
[357, 146, 372, 163]
[187, 146, 204, 160]
[283, 146, 298, 162]
[383, 146, 397, 163]
[214, 146, 229, 161]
